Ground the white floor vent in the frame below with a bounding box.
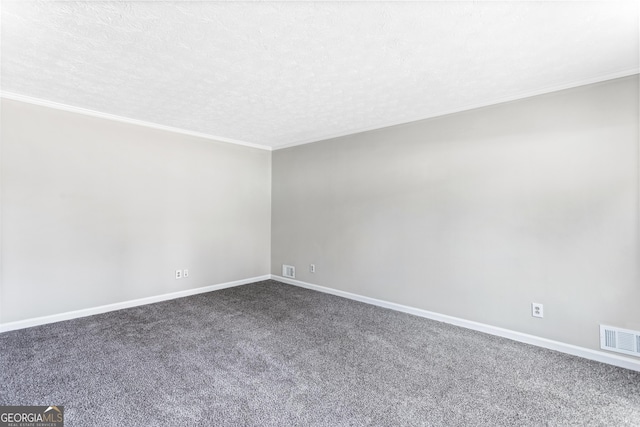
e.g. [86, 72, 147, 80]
[282, 264, 295, 278]
[600, 325, 640, 357]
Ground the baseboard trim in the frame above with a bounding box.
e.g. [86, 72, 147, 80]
[0, 275, 271, 333]
[271, 275, 640, 372]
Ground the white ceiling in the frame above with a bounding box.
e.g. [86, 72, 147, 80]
[1, 1, 638, 150]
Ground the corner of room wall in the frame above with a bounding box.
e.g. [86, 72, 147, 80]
[2, 75, 639, 372]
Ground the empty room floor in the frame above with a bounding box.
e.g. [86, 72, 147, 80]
[1, 280, 638, 426]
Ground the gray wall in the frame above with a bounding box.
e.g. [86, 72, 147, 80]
[272, 75, 640, 353]
[2, 76, 638, 358]
[1, 98, 271, 323]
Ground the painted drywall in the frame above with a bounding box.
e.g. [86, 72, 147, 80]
[272, 75, 640, 356]
[1, 98, 271, 323]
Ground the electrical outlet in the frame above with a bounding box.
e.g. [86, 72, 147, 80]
[175, 269, 182, 279]
[183, 269, 189, 278]
[532, 303, 544, 318]
[310, 264, 316, 273]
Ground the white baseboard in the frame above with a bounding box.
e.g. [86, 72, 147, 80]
[271, 275, 640, 372]
[0, 275, 271, 333]
[5, 273, 638, 372]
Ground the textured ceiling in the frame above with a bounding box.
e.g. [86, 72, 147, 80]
[1, 1, 638, 149]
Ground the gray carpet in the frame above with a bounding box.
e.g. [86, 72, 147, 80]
[1, 280, 639, 426]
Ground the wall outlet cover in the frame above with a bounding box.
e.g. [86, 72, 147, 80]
[532, 302, 544, 318]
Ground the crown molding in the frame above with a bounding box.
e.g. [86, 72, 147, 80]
[3, 68, 638, 152]
[273, 68, 640, 151]
[0, 92, 272, 152]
